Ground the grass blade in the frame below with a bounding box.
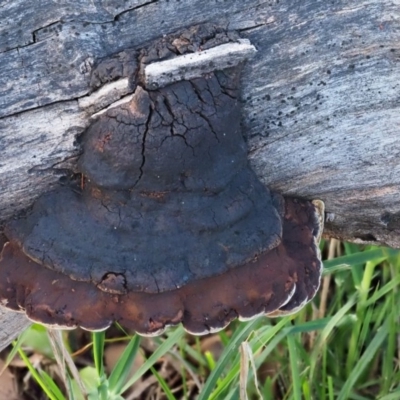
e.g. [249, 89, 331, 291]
[324, 248, 399, 271]
[208, 319, 291, 400]
[337, 323, 388, 400]
[108, 334, 141, 395]
[17, 346, 65, 400]
[2, 328, 31, 375]
[92, 331, 105, 378]
[150, 366, 177, 400]
[287, 333, 301, 400]
[120, 326, 185, 393]
[239, 342, 250, 400]
[199, 318, 261, 400]
[39, 370, 67, 400]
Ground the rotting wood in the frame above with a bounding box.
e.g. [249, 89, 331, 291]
[1, 0, 399, 349]
[0, 309, 30, 353]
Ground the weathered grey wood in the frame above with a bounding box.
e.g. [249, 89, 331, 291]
[1, 0, 399, 349]
[0, 309, 30, 353]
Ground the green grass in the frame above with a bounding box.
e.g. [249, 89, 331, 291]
[4, 240, 400, 399]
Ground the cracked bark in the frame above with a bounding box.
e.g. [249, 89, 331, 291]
[1, 0, 399, 351]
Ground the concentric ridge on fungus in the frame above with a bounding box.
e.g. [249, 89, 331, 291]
[0, 26, 324, 335]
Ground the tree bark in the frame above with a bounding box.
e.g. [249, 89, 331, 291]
[1, 0, 399, 350]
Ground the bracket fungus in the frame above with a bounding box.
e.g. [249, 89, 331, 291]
[0, 26, 324, 335]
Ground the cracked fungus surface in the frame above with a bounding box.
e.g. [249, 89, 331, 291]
[0, 67, 324, 334]
[6, 69, 284, 294]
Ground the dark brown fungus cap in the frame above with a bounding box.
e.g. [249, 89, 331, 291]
[0, 197, 323, 334]
[0, 34, 324, 334]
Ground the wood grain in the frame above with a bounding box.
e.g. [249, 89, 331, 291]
[1, 0, 399, 350]
[0, 309, 30, 353]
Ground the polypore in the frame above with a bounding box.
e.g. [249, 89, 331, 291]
[0, 25, 324, 335]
